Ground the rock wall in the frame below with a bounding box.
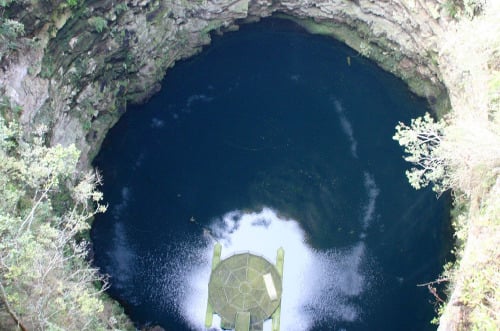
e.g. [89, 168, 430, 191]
[8, 1, 492, 330]
[1, 0, 451, 169]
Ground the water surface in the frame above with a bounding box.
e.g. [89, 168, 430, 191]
[91, 18, 451, 331]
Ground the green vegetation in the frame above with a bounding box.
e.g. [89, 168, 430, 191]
[66, 0, 79, 7]
[0, 0, 15, 7]
[0, 105, 131, 330]
[463, 0, 485, 18]
[114, 3, 128, 15]
[393, 113, 447, 193]
[442, 0, 486, 19]
[0, 1, 25, 62]
[393, 3, 500, 328]
[395, 110, 499, 330]
[394, 94, 499, 331]
[443, 0, 460, 18]
[89, 16, 108, 33]
[0, 0, 497, 330]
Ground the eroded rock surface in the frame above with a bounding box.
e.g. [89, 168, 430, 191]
[3, 2, 495, 331]
[0, 0, 452, 167]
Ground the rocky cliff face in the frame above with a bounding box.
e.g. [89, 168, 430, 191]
[4, 1, 495, 330]
[1, 0, 451, 168]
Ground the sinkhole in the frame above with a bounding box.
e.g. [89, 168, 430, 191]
[90, 18, 452, 331]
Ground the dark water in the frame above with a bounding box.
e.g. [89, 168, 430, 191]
[91, 19, 451, 331]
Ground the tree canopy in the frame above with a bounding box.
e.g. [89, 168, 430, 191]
[0, 115, 130, 330]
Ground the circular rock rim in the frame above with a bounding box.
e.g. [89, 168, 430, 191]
[208, 253, 282, 326]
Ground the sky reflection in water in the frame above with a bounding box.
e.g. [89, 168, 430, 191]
[91, 18, 451, 331]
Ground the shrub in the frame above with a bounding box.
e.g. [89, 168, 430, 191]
[88, 16, 108, 33]
[0, 111, 129, 329]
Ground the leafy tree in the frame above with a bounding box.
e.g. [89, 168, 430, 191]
[393, 112, 449, 193]
[0, 114, 126, 330]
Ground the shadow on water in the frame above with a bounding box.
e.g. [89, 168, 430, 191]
[91, 17, 453, 331]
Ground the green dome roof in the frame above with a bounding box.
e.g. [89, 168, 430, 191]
[208, 253, 282, 330]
